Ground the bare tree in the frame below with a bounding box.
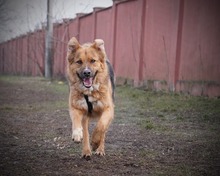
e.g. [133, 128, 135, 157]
[0, 0, 18, 42]
[0, 0, 9, 27]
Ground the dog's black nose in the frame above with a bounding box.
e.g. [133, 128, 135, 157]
[83, 69, 91, 78]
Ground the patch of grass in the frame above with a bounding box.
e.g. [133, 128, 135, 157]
[153, 164, 194, 176]
[115, 85, 220, 124]
[33, 100, 68, 112]
[0, 105, 14, 111]
[139, 148, 157, 159]
[68, 147, 81, 155]
[0, 75, 45, 85]
[48, 81, 69, 95]
[0, 101, 68, 114]
[0, 76, 69, 115]
[142, 120, 155, 130]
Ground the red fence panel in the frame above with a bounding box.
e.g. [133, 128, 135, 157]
[141, 0, 180, 90]
[0, 0, 219, 97]
[17, 37, 23, 75]
[176, 0, 220, 96]
[28, 33, 35, 76]
[79, 14, 94, 43]
[95, 8, 113, 63]
[3, 43, 7, 73]
[53, 24, 60, 76]
[179, 0, 220, 82]
[0, 43, 4, 74]
[68, 19, 79, 39]
[22, 36, 28, 75]
[6, 40, 12, 74]
[114, 0, 142, 82]
[36, 29, 45, 76]
[53, 22, 69, 77]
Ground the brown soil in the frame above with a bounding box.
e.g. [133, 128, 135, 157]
[0, 76, 220, 176]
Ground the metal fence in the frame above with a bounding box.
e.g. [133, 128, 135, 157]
[0, 0, 220, 97]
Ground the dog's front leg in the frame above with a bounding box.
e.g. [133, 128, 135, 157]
[82, 116, 91, 159]
[69, 108, 83, 143]
[92, 107, 113, 156]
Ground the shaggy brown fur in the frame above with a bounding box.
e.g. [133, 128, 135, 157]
[66, 37, 114, 159]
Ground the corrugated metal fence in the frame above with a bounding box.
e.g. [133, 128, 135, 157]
[0, 0, 220, 97]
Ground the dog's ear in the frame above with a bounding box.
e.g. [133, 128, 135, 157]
[93, 39, 105, 52]
[92, 39, 106, 62]
[67, 37, 80, 63]
[68, 37, 80, 52]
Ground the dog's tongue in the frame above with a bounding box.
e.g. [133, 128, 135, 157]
[83, 78, 93, 88]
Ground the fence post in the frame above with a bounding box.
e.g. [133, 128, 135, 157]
[45, 0, 53, 79]
[75, 14, 81, 41]
[137, 0, 147, 86]
[93, 8, 97, 39]
[174, 0, 185, 91]
[111, 1, 118, 70]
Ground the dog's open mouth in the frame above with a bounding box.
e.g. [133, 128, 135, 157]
[77, 70, 98, 89]
[83, 77, 93, 88]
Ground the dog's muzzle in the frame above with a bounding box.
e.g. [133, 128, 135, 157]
[77, 68, 97, 88]
[83, 68, 93, 88]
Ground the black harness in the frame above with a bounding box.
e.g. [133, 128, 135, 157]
[84, 95, 93, 114]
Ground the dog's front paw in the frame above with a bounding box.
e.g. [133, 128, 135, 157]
[72, 128, 83, 143]
[82, 149, 92, 160]
[95, 147, 105, 156]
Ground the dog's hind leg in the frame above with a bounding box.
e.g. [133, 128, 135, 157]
[82, 116, 92, 160]
[91, 107, 113, 156]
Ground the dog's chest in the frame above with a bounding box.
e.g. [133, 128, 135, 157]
[80, 95, 103, 114]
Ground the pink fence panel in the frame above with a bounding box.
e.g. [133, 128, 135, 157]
[79, 14, 94, 43]
[142, 0, 180, 89]
[0, 0, 219, 97]
[62, 23, 70, 75]
[28, 33, 36, 76]
[35, 30, 45, 76]
[2, 43, 6, 73]
[21, 36, 28, 75]
[176, 0, 220, 96]
[6, 41, 12, 74]
[3, 43, 7, 74]
[53, 24, 61, 76]
[12, 39, 17, 74]
[95, 8, 113, 63]
[68, 19, 79, 39]
[179, 0, 220, 82]
[53, 22, 69, 77]
[0, 44, 4, 74]
[16, 37, 23, 75]
[114, 0, 142, 81]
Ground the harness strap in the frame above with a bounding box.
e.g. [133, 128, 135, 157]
[84, 95, 93, 114]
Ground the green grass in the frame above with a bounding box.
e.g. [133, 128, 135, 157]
[0, 76, 69, 113]
[140, 119, 155, 130]
[115, 85, 220, 132]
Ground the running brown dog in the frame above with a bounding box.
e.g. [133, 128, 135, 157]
[66, 37, 115, 159]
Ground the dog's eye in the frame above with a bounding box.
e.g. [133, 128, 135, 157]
[76, 60, 83, 65]
[91, 59, 96, 63]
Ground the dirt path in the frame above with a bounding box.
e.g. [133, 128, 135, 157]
[0, 76, 220, 176]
